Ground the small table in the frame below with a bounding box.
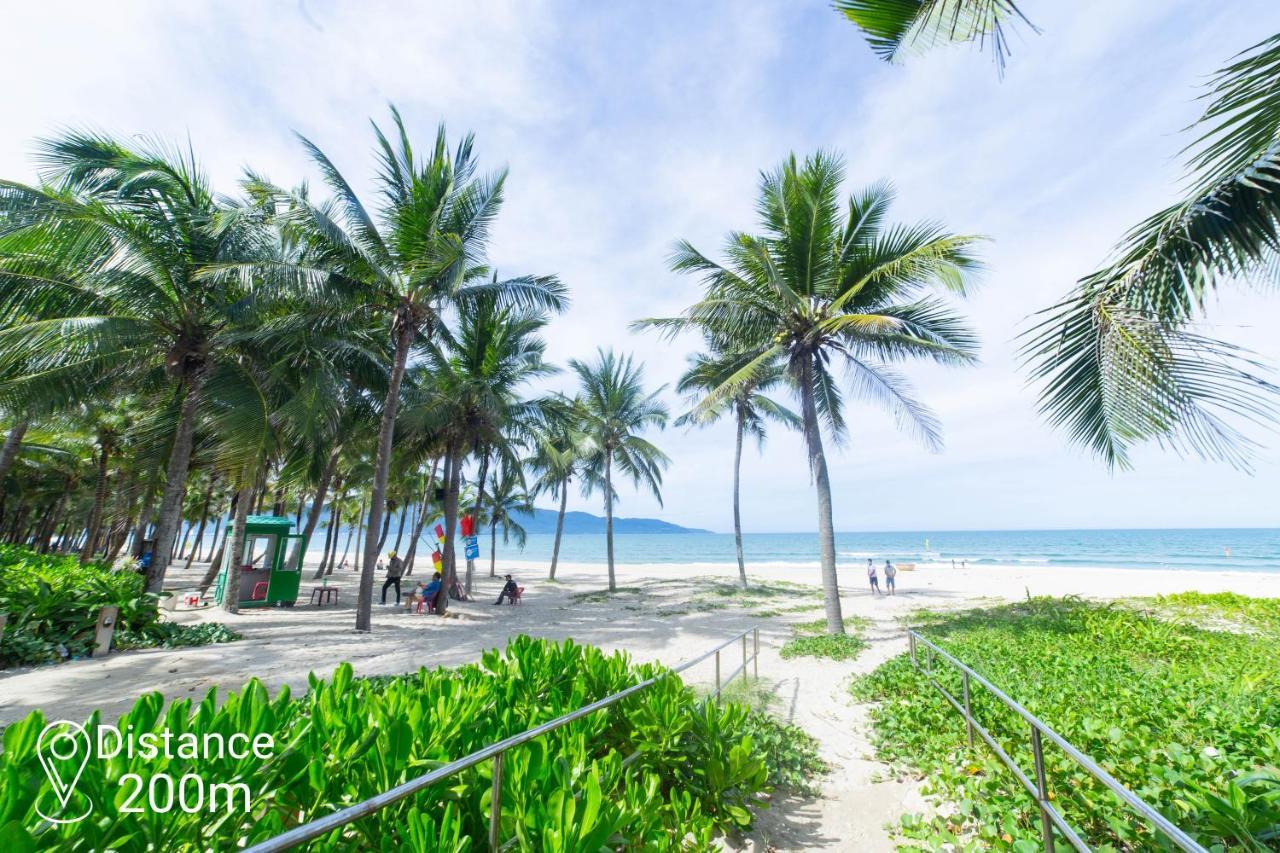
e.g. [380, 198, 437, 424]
[310, 586, 339, 606]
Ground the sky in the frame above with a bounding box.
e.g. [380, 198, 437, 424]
[4, 0, 1279, 534]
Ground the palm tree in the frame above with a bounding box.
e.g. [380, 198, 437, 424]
[406, 292, 556, 608]
[486, 460, 532, 578]
[1023, 36, 1280, 469]
[675, 349, 799, 588]
[231, 108, 566, 631]
[840, 6, 1280, 469]
[637, 156, 981, 634]
[835, 0, 1038, 75]
[569, 349, 669, 593]
[528, 398, 591, 580]
[0, 133, 271, 591]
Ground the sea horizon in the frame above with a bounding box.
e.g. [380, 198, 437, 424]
[188, 524, 1280, 574]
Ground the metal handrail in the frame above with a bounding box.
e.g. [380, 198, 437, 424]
[246, 626, 762, 852]
[907, 630, 1206, 853]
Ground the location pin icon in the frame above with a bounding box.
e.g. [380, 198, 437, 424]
[35, 720, 93, 824]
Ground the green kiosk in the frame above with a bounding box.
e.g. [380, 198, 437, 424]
[214, 515, 308, 608]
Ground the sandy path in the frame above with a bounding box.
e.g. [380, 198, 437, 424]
[5, 559, 1280, 850]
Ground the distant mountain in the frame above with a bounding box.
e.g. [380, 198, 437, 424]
[510, 507, 710, 535]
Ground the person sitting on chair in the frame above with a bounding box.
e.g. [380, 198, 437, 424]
[407, 572, 442, 610]
[494, 574, 519, 605]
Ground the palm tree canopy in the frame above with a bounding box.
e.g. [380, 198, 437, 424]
[638, 153, 982, 451]
[1022, 34, 1280, 470]
[569, 349, 670, 505]
[223, 108, 568, 334]
[675, 349, 800, 447]
[0, 133, 270, 410]
[836, 0, 1038, 74]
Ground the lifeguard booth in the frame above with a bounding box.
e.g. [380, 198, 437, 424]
[214, 515, 307, 608]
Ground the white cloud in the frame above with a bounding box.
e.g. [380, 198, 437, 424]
[3, 0, 1278, 532]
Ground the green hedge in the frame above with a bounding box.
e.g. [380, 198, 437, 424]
[854, 596, 1280, 850]
[1, 636, 819, 850]
[0, 546, 236, 668]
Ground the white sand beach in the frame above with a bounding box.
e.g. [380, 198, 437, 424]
[4, 559, 1279, 850]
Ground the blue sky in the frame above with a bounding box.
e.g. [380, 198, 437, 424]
[4, 1, 1279, 533]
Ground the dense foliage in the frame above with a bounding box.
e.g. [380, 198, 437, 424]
[854, 596, 1280, 850]
[1, 637, 815, 850]
[780, 617, 869, 661]
[0, 547, 236, 668]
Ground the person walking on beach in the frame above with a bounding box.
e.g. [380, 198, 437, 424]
[884, 560, 897, 595]
[867, 559, 880, 596]
[381, 551, 405, 604]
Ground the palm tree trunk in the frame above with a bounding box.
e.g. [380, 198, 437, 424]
[376, 501, 393, 552]
[433, 443, 461, 615]
[80, 442, 111, 564]
[354, 499, 365, 570]
[204, 504, 224, 563]
[605, 449, 616, 592]
[324, 505, 342, 576]
[200, 494, 235, 592]
[799, 361, 845, 635]
[222, 477, 252, 614]
[339, 508, 356, 567]
[183, 474, 216, 570]
[131, 468, 161, 558]
[392, 501, 409, 553]
[549, 479, 568, 580]
[0, 418, 28, 482]
[314, 482, 342, 579]
[733, 414, 748, 589]
[146, 369, 209, 593]
[357, 318, 415, 632]
[292, 445, 340, 570]
[466, 447, 491, 594]
[489, 516, 497, 578]
[404, 457, 439, 575]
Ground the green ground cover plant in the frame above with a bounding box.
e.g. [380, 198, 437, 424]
[0, 546, 237, 668]
[853, 596, 1280, 850]
[779, 616, 869, 661]
[2, 636, 813, 851]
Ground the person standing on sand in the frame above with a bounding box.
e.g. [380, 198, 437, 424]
[381, 551, 405, 604]
[867, 559, 880, 596]
[884, 560, 897, 595]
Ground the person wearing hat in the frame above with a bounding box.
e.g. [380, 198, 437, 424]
[381, 550, 405, 604]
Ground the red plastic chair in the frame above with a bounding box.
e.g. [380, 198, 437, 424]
[415, 597, 436, 614]
[251, 581, 269, 601]
[510, 586, 524, 605]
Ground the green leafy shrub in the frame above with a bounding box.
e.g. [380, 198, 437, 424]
[1, 636, 790, 850]
[0, 546, 236, 667]
[853, 596, 1280, 850]
[779, 617, 869, 661]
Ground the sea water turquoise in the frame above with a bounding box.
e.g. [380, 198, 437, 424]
[487, 528, 1280, 573]
[245, 526, 1278, 573]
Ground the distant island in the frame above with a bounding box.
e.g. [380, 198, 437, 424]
[511, 507, 710, 535]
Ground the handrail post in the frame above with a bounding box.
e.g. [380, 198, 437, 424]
[741, 635, 748, 685]
[489, 752, 504, 850]
[714, 648, 721, 700]
[1030, 727, 1055, 853]
[909, 631, 917, 668]
[962, 671, 974, 749]
[752, 627, 759, 679]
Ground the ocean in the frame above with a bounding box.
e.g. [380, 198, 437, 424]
[485, 528, 1280, 573]
[189, 525, 1278, 574]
